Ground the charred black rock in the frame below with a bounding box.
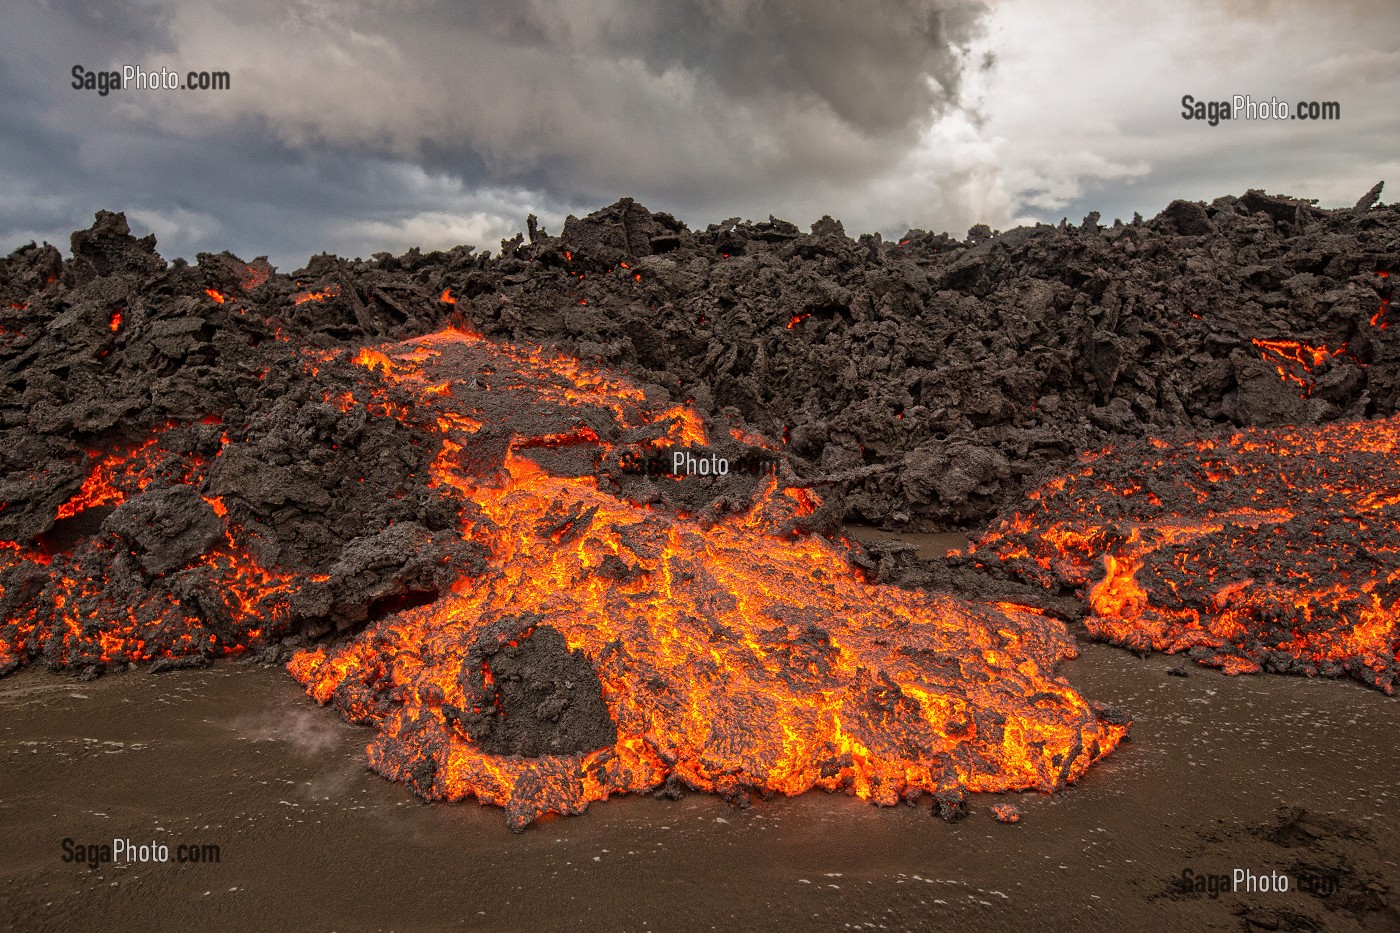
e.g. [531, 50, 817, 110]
[102, 485, 222, 576]
[457, 623, 618, 757]
[933, 787, 969, 822]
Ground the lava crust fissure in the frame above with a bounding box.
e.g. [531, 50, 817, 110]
[967, 418, 1400, 692]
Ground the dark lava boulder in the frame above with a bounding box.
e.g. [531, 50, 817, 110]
[455, 622, 618, 757]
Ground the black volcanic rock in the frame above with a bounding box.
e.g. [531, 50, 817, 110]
[423, 185, 1394, 530]
[0, 185, 1396, 664]
[456, 621, 618, 757]
[102, 484, 222, 576]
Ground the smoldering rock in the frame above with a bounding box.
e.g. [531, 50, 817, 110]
[933, 787, 968, 822]
[990, 803, 1022, 824]
[1223, 351, 1314, 425]
[0, 442, 85, 542]
[101, 485, 223, 576]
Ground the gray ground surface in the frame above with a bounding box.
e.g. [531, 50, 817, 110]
[3, 627, 1395, 932]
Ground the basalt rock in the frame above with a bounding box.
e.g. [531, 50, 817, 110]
[456, 621, 618, 758]
[0, 186, 1396, 665]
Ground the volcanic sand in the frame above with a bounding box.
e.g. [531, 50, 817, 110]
[3, 613, 1396, 932]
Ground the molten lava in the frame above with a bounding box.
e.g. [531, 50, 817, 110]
[0, 318, 1126, 828]
[0, 420, 302, 675]
[969, 418, 1400, 692]
[1251, 338, 1348, 395]
[293, 285, 341, 305]
[286, 327, 1126, 830]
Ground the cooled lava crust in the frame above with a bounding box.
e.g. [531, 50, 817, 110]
[967, 418, 1400, 692]
[0, 190, 1394, 825]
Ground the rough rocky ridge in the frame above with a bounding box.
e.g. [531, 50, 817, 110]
[0, 189, 1395, 673]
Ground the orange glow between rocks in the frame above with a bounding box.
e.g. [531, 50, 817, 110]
[971, 418, 1400, 691]
[287, 326, 1126, 830]
[1250, 338, 1347, 395]
[0, 423, 309, 673]
[294, 286, 341, 305]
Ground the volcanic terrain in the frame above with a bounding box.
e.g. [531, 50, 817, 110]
[0, 186, 1396, 827]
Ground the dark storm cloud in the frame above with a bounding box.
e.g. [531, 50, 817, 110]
[11, 0, 1390, 269]
[458, 0, 982, 135]
[170, 0, 987, 198]
[0, 0, 988, 266]
[40, 0, 177, 54]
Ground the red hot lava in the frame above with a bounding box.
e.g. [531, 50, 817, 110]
[0, 320, 1126, 829]
[969, 417, 1400, 692]
[287, 327, 1126, 830]
[0, 420, 303, 674]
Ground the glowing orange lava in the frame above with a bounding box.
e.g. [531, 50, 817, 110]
[0, 421, 303, 673]
[970, 418, 1400, 691]
[1251, 338, 1347, 395]
[294, 286, 341, 305]
[53, 424, 192, 521]
[288, 327, 1126, 830]
[0, 318, 1127, 827]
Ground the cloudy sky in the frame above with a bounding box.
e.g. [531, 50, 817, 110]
[3, 0, 1397, 268]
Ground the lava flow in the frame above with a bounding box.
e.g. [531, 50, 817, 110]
[0, 419, 302, 676]
[968, 418, 1400, 692]
[0, 318, 1126, 829]
[287, 327, 1127, 830]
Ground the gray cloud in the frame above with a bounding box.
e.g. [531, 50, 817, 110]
[151, 0, 984, 194]
[1, 0, 988, 266]
[1, 0, 1397, 267]
[961, 0, 1400, 231]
